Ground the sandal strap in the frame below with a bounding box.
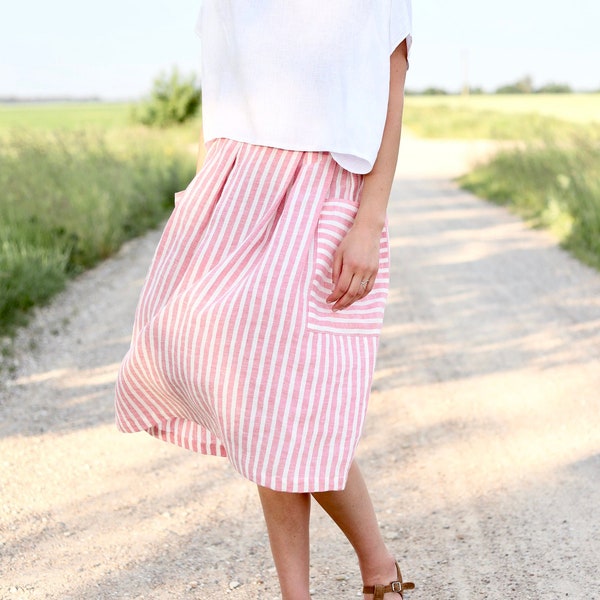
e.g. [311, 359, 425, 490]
[362, 581, 415, 596]
[362, 562, 415, 598]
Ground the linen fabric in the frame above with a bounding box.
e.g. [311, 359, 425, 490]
[114, 138, 391, 492]
[197, 0, 412, 174]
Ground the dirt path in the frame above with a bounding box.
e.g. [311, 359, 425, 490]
[1, 135, 599, 600]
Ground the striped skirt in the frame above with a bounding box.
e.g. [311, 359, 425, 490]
[114, 138, 390, 492]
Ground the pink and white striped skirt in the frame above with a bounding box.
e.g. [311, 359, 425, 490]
[114, 138, 390, 492]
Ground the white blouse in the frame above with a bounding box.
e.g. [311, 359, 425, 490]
[196, 0, 412, 174]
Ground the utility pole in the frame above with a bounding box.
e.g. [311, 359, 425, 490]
[461, 49, 470, 96]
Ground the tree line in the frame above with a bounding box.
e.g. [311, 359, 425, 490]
[408, 76, 591, 96]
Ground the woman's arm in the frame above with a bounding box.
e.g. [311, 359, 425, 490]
[327, 40, 409, 311]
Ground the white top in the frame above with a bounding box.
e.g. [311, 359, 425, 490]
[196, 0, 412, 174]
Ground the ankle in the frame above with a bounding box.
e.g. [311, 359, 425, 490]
[281, 591, 312, 600]
[359, 553, 397, 584]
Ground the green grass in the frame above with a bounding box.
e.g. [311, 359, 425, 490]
[0, 101, 203, 133]
[406, 93, 600, 125]
[460, 134, 600, 270]
[0, 102, 134, 130]
[404, 94, 600, 140]
[0, 119, 197, 336]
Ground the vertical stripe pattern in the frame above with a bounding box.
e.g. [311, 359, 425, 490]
[114, 139, 387, 492]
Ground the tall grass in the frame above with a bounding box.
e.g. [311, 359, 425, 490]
[0, 127, 195, 334]
[461, 132, 600, 270]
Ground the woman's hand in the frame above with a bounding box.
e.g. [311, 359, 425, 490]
[326, 223, 382, 311]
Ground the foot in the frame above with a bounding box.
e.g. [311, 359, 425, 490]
[362, 555, 398, 599]
[362, 557, 414, 599]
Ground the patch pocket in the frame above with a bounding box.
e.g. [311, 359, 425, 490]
[173, 172, 200, 208]
[174, 190, 187, 207]
[306, 197, 390, 336]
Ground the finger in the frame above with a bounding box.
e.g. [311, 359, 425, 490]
[362, 272, 377, 297]
[327, 268, 353, 304]
[331, 273, 364, 311]
[336, 271, 378, 310]
[331, 248, 343, 288]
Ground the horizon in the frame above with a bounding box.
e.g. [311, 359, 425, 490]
[2, 86, 599, 105]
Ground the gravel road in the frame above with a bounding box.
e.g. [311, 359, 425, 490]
[1, 135, 599, 600]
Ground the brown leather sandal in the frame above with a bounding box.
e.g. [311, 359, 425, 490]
[362, 561, 415, 599]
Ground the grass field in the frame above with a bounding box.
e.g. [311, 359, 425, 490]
[406, 93, 600, 124]
[0, 102, 133, 130]
[0, 102, 203, 140]
[404, 94, 600, 140]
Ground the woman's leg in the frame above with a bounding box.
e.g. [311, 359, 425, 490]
[257, 486, 312, 600]
[312, 460, 400, 598]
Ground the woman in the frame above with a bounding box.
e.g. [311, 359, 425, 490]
[115, 1, 413, 598]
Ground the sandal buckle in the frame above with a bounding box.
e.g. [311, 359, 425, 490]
[391, 581, 402, 593]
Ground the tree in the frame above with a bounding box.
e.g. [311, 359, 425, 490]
[495, 76, 534, 94]
[536, 82, 573, 94]
[134, 68, 201, 127]
[422, 86, 449, 96]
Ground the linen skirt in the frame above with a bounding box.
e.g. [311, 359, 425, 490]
[114, 138, 390, 492]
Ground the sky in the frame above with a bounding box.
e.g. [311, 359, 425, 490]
[1, 0, 599, 99]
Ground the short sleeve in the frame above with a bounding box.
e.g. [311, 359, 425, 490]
[390, 0, 413, 57]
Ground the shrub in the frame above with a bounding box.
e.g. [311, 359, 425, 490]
[421, 87, 449, 96]
[134, 68, 201, 127]
[495, 76, 534, 94]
